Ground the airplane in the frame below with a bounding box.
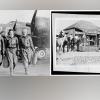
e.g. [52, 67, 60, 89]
[1, 10, 50, 60]
[26, 10, 50, 59]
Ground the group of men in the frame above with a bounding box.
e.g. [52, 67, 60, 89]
[57, 32, 81, 53]
[0, 28, 35, 76]
[67, 34, 81, 52]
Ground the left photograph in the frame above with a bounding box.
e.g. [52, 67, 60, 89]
[0, 10, 50, 76]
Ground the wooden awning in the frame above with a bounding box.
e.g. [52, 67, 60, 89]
[63, 20, 100, 35]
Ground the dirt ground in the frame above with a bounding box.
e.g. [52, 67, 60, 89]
[0, 58, 50, 76]
[56, 52, 100, 73]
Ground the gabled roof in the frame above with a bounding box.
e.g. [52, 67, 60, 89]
[63, 20, 100, 34]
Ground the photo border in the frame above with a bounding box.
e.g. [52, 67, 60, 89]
[51, 10, 100, 75]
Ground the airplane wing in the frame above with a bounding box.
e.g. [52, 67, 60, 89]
[26, 10, 37, 35]
[31, 10, 37, 35]
[31, 10, 37, 25]
[13, 20, 17, 31]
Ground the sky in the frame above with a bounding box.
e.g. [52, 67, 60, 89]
[0, 10, 50, 24]
[54, 14, 100, 34]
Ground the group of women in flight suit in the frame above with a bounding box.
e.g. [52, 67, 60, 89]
[0, 28, 35, 76]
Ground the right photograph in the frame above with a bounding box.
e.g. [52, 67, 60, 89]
[51, 11, 100, 74]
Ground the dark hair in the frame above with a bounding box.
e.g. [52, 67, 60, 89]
[8, 29, 14, 35]
[0, 31, 3, 35]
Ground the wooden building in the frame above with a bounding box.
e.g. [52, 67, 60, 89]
[63, 20, 100, 47]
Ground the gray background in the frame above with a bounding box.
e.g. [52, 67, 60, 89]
[1, 76, 100, 100]
[0, 0, 99, 9]
[0, 0, 100, 100]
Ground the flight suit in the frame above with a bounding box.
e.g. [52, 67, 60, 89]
[0, 36, 5, 65]
[20, 35, 34, 74]
[6, 36, 19, 75]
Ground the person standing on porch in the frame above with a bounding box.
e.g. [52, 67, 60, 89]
[70, 34, 75, 51]
[76, 36, 81, 51]
[83, 33, 86, 46]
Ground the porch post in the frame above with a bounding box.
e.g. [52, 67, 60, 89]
[83, 32, 86, 47]
[97, 33, 99, 47]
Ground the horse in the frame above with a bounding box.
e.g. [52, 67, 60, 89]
[56, 37, 64, 52]
[56, 34, 68, 53]
[63, 34, 76, 52]
[62, 34, 68, 53]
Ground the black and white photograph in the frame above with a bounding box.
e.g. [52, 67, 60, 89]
[51, 11, 100, 74]
[0, 10, 50, 76]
